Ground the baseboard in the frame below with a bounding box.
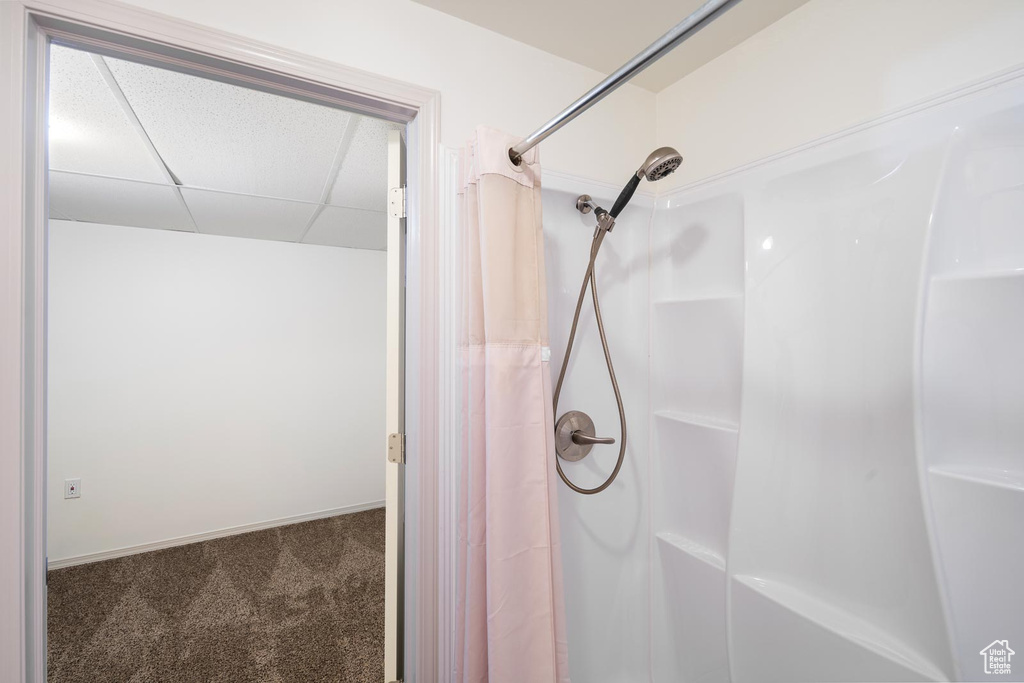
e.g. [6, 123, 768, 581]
[47, 500, 385, 570]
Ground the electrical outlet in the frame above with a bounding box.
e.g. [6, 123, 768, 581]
[64, 478, 81, 499]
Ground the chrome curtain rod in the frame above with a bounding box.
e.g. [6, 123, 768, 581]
[508, 0, 742, 165]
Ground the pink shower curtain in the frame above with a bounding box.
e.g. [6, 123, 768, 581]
[455, 127, 570, 683]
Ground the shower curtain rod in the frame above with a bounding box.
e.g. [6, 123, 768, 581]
[508, 0, 742, 165]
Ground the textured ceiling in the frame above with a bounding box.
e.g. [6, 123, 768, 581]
[47, 44, 402, 250]
[48, 47, 167, 182]
[411, 0, 811, 92]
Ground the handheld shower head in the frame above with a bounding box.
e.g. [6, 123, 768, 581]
[640, 146, 684, 182]
[609, 146, 683, 218]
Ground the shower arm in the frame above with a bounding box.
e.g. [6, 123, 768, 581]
[508, 0, 742, 165]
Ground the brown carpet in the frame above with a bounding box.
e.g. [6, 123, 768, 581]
[47, 508, 385, 683]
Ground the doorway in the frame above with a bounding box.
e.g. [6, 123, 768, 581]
[1, 5, 439, 681]
[44, 41, 403, 682]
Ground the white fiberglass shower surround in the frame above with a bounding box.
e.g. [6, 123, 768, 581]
[544, 69, 1024, 682]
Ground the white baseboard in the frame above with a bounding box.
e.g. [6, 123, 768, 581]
[47, 500, 385, 570]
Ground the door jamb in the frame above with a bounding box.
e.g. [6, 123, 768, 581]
[0, 2, 442, 681]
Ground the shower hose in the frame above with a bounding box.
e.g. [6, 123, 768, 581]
[552, 220, 627, 495]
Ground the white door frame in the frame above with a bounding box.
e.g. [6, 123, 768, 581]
[0, 2, 443, 681]
[385, 130, 407, 683]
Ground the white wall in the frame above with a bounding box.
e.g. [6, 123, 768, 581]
[47, 220, 386, 563]
[543, 180, 653, 683]
[118, 0, 657, 187]
[656, 0, 1024, 190]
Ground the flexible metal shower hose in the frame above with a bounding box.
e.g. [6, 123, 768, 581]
[552, 223, 627, 495]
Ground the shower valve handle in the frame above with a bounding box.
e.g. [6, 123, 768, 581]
[555, 410, 613, 462]
[571, 431, 615, 446]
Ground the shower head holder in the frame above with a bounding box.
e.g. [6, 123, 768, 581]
[575, 195, 616, 232]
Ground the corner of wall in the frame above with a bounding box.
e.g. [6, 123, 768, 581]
[652, 0, 1024, 193]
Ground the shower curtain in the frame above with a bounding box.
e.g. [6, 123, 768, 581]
[455, 127, 570, 683]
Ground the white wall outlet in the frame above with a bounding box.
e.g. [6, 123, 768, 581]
[64, 478, 81, 499]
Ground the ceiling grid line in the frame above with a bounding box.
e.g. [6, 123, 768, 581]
[50, 169, 389, 217]
[297, 116, 364, 244]
[49, 45, 395, 250]
[91, 54, 200, 233]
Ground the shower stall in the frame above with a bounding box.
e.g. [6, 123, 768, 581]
[543, 69, 1024, 682]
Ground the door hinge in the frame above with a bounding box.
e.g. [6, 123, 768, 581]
[389, 186, 406, 219]
[387, 432, 406, 464]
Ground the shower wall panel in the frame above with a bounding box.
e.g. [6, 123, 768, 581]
[543, 181, 653, 683]
[921, 99, 1024, 681]
[728, 131, 954, 683]
[649, 192, 745, 683]
[643, 74, 1024, 683]
[547, 75, 1024, 683]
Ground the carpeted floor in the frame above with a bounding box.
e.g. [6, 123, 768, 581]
[47, 508, 385, 683]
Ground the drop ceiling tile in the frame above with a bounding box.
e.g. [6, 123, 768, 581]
[328, 117, 402, 211]
[49, 171, 195, 231]
[48, 46, 167, 182]
[181, 188, 317, 242]
[302, 206, 387, 250]
[105, 57, 352, 203]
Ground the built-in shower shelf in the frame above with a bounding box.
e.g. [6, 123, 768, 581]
[650, 292, 744, 422]
[654, 410, 738, 433]
[928, 464, 1024, 492]
[652, 530, 731, 683]
[655, 532, 726, 572]
[930, 268, 1024, 283]
[653, 293, 744, 306]
[731, 575, 948, 682]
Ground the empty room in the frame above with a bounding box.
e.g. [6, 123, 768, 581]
[43, 43, 399, 681]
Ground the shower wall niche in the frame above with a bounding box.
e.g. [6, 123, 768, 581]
[544, 71, 1024, 683]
